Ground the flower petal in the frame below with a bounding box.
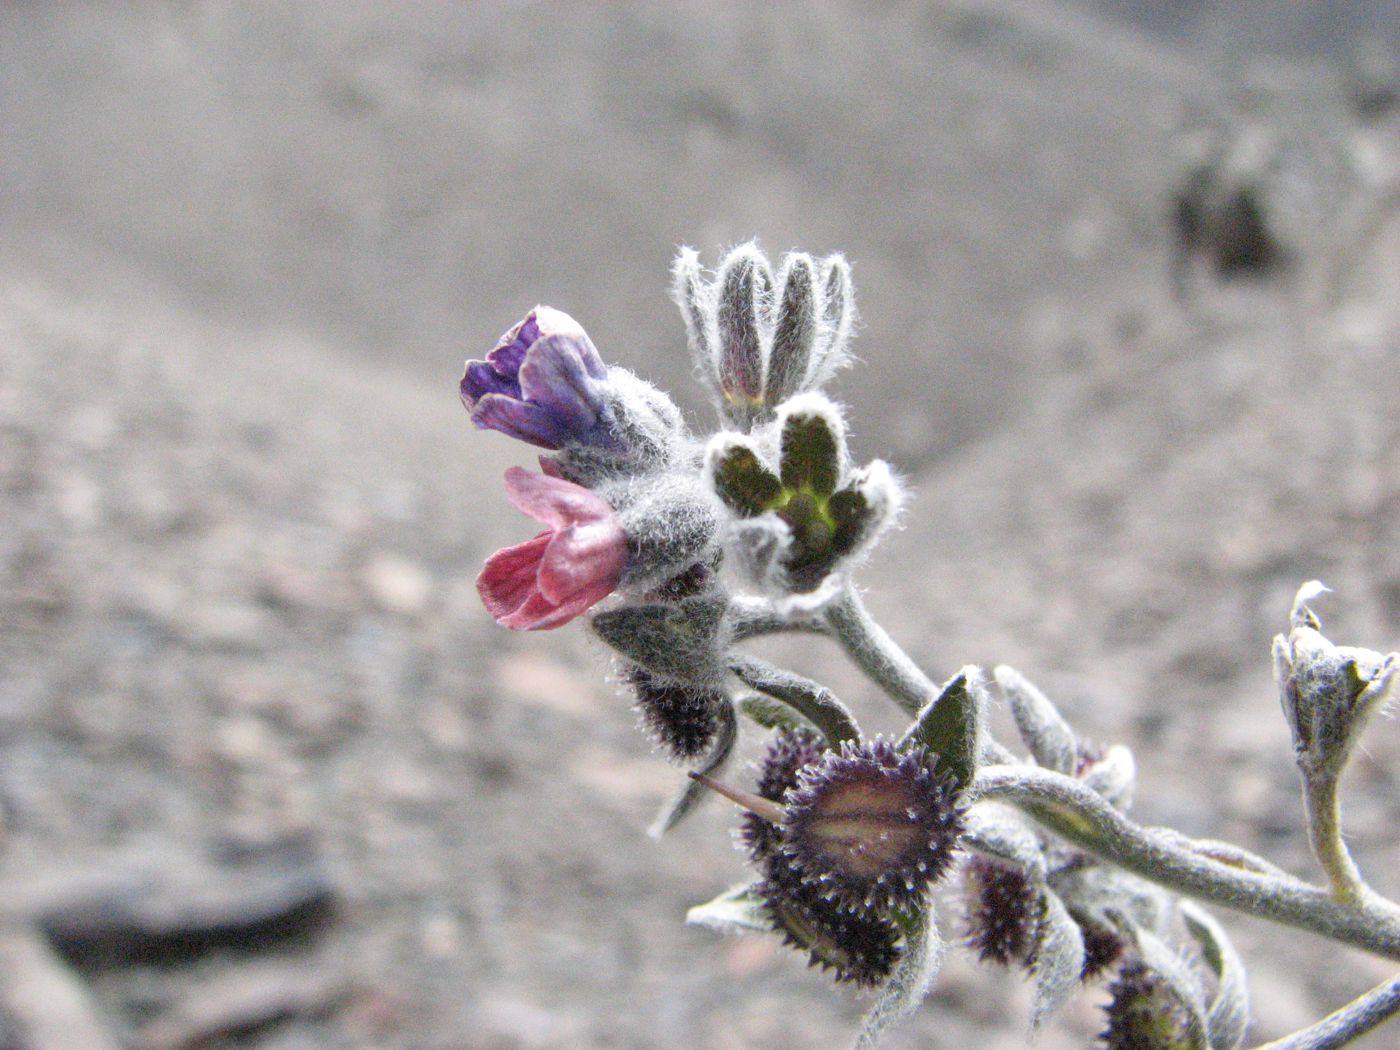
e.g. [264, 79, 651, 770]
[502, 466, 613, 527]
[532, 306, 607, 380]
[461, 360, 521, 406]
[476, 532, 551, 622]
[497, 590, 566, 631]
[536, 520, 627, 604]
[518, 333, 609, 434]
[471, 395, 570, 449]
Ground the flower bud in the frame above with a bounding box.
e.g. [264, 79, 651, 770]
[672, 244, 857, 428]
[706, 395, 902, 598]
[780, 738, 964, 914]
[1274, 581, 1399, 778]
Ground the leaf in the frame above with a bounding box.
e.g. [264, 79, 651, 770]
[686, 882, 771, 934]
[1029, 889, 1086, 1030]
[738, 694, 816, 733]
[853, 903, 944, 1049]
[1181, 903, 1250, 1050]
[961, 804, 1047, 879]
[1118, 920, 1211, 1050]
[994, 665, 1078, 776]
[648, 698, 737, 838]
[729, 655, 861, 747]
[899, 666, 986, 791]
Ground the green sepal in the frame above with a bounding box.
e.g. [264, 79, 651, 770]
[827, 486, 870, 556]
[779, 407, 840, 497]
[711, 441, 783, 517]
[592, 596, 726, 683]
[686, 882, 771, 934]
[899, 666, 986, 791]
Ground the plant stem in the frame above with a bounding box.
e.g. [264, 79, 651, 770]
[728, 654, 862, 746]
[973, 765, 1400, 962]
[824, 586, 939, 716]
[1251, 973, 1400, 1050]
[1303, 770, 1368, 905]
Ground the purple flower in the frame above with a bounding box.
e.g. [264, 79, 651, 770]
[476, 467, 627, 631]
[461, 306, 620, 450]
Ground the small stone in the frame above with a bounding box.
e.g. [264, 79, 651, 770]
[360, 553, 434, 616]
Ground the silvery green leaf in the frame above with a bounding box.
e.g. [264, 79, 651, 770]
[994, 665, 1078, 775]
[1030, 889, 1086, 1030]
[738, 694, 815, 733]
[648, 698, 737, 838]
[1181, 903, 1250, 1050]
[686, 882, 771, 934]
[730, 654, 860, 747]
[1080, 744, 1137, 810]
[899, 665, 986, 791]
[962, 803, 1047, 879]
[853, 904, 943, 1050]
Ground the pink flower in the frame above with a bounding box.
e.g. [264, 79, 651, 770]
[477, 467, 627, 630]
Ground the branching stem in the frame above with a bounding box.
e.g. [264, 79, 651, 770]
[973, 765, 1400, 962]
[824, 586, 939, 716]
[1250, 972, 1400, 1050]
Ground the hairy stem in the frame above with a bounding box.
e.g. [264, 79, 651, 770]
[1251, 973, 1400, 1050]
[973, 765, 1400, 961]
[824, 586, 939, 716]
[1303, 770, 1368, 905]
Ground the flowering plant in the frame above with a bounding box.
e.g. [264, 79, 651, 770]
[463, 245, 1400, 1049]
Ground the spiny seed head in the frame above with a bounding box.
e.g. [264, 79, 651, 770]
[1076, 914, 1126, 982]
[962, 855, 1040, 968]
[626, 665, 723, 761]
[741, 728, 827, 861]
[1100, 959, 1196, 1050]
[780, 737, 965, 914]
[757, 854, 902, 987]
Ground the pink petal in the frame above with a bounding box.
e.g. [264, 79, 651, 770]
[536, 521, 627, 605]
[502, 466, 613, 527]
[476, 533, 551, 622]
[497, 590, 567, 631]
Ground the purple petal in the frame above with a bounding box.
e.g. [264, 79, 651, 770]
[461, 360, 522, 406]
[471, 395, 569, 449]
[518, 334, 608, 435]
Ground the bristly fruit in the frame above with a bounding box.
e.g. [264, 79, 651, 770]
[779, 738, 965, 914]
[1076, 914, 1126, 981]
[757, 853, 902, 987]
[626, 665, 724, 762]
[1100, 959, 1197, 1050]
[742, 728, 827, 862]
[963, 855, 1040, 968]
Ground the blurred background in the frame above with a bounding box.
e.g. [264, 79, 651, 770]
[3, 3, 1400, 1048]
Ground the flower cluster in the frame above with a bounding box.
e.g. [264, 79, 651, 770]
[460, 250, 1400, 1050]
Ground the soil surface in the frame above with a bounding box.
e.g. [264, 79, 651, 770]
[3, 4, 1400, 1048]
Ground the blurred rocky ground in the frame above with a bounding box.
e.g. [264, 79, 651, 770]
[2, 2, 1400, 1048]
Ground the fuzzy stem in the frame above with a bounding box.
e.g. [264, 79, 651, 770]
[1251, 973, 1400, 1049]
[973, 765, 1400, 962]
[726, 596, 827, 641]
[824, 586, 938, 716]
[1304, 770, 1368, 905]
